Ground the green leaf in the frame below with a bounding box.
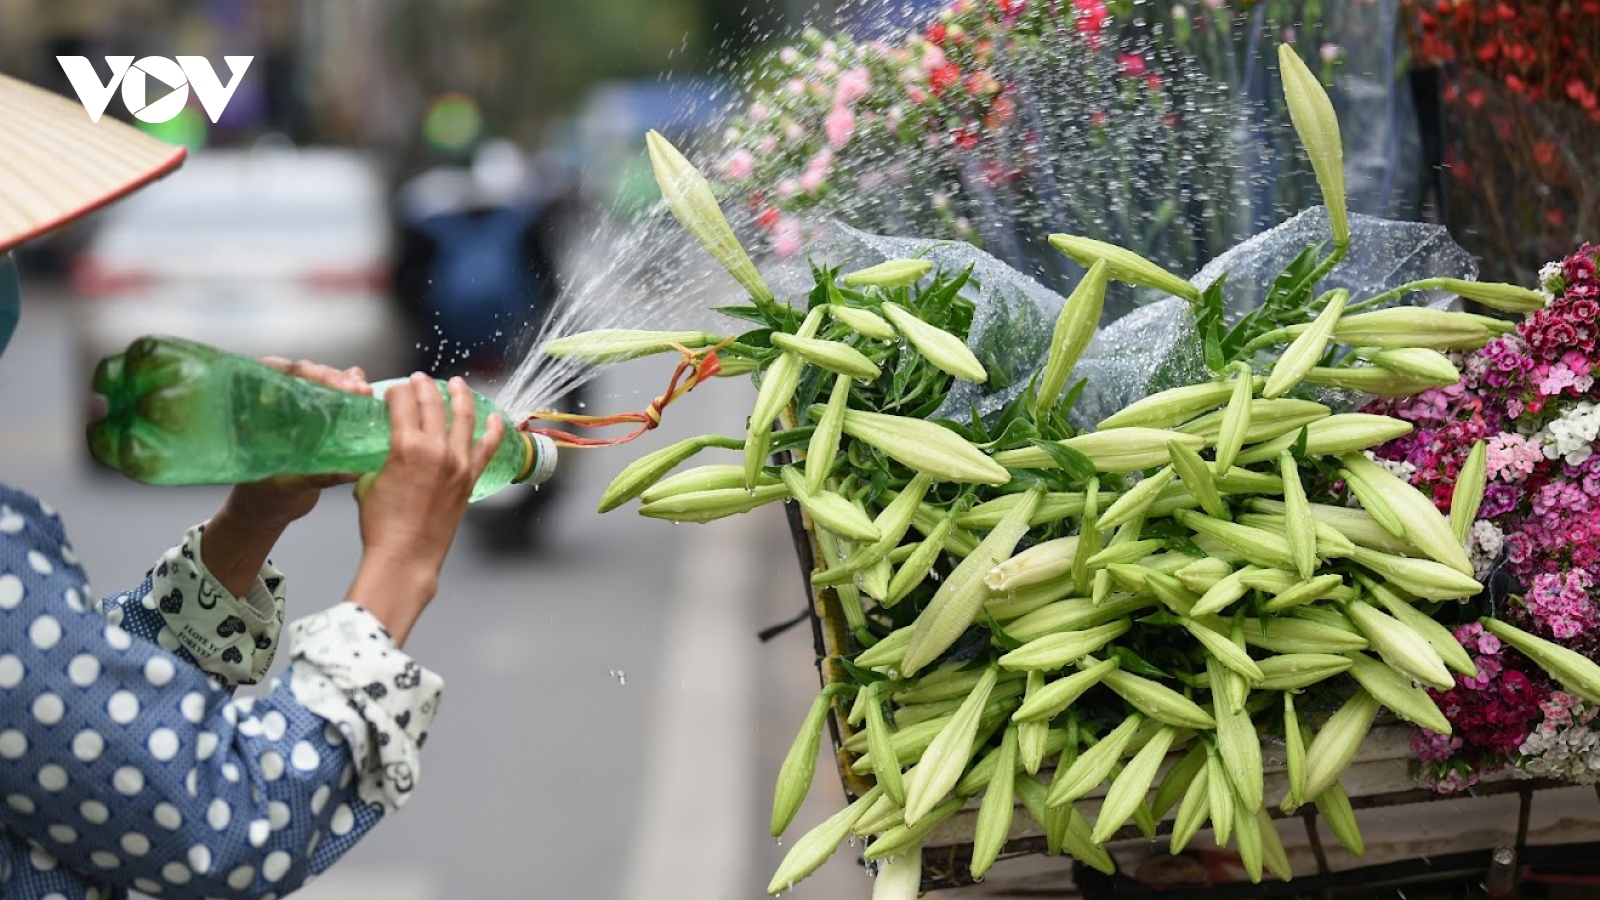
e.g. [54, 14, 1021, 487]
[736, 328, 775, 350]
[1000, 468, 1072, 494]
[715, 305, 778, 327]
[1203, 325, 1226, 374]
[1263, 244, 1326, 318]
[839, 656, 891, 686]
[1029, 440, 1097, 483]
[922, 264, 976, 313]
[982, 418, 1041, 452]
[1291, 425, 1310, 460]
[935, 416, 984, 444]
[770, 427, 817, 455]
[1046, 379, 1089, 434]
[1112, 646, 1170, 679]
[985, 610, 1025, 651]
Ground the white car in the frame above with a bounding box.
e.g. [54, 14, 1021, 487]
[70, 147, 405, 385]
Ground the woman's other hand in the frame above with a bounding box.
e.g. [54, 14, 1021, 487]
[346, 373, 503, 645]
[220, 357, 374, 526]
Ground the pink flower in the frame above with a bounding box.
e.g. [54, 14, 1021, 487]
[1486, 433, 1544, 480]
[776, 178, 799, 199]
[758, 136, 777, 154]
[836, 66, 872, 104]
[799, 149, 833, 193]
[1118, 53, 1148, 78]
[786, 78, 806, 96]
[721, 149, 754, 180]
[772, 216, 803, 258]
[824, 105, 856, 148]
[1524, 571, 1599, 640]
[1320, 43, 1342, 62]
[748, 103, 770, 122]
[778, 47, 799, 66]
[815, 58, 839, 78]
[922, 43, 948, 72]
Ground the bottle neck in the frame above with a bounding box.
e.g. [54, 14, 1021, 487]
[513, 431, 537, 484]
[515, 430, 559, 486]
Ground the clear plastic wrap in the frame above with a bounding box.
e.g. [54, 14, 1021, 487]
[759, 208, 1479, 429]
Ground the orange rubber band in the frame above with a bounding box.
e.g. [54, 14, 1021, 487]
[520, 338, 735, 448]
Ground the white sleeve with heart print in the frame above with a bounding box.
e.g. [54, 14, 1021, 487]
[98, 524, 286, 685]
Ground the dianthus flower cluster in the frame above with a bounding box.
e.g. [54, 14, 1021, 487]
[1413, 624, 1551, 793]
[1519, 691, 1600, 784]
[1373, 245, 1600, 789]
[1369, 244, 1600, 595]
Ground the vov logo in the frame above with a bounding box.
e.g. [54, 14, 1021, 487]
[57, 56, 253, 124]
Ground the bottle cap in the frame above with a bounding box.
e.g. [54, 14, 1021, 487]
[516, 431, 559, 486]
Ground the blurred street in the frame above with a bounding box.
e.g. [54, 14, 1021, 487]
[1, 288, 870, 899]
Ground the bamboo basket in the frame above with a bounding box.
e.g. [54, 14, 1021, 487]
[785, 497, 1600, 897]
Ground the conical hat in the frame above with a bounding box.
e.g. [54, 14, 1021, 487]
[0, 72, 186, 254]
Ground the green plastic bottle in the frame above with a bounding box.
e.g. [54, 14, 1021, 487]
[87, 335, 557, 501]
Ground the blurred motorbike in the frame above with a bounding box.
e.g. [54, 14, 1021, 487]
[393, 139, 584, 554]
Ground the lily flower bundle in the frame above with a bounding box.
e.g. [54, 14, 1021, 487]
[550, 45, 1600, 892]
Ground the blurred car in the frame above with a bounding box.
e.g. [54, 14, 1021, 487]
[70, 147, 405, 401]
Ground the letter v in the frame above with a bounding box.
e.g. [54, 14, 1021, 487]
[57, 56, 133, 123]
[178, 56, 253, 123]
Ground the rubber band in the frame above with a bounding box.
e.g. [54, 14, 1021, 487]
[519, 338, 735, 448]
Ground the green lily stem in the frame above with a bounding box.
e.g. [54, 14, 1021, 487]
[1343, 278, 1456, 315]
[1296, 240, 1349, 302]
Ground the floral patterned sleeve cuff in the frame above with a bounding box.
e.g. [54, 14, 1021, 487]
[103, 525, 287, 685]
[285, 603, 444, 814]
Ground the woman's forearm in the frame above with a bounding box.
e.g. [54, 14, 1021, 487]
[201, 507, 290, 598]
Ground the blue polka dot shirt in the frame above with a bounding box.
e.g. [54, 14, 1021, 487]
[0, 485, 436, 900]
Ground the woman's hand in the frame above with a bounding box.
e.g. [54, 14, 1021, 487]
[202, 358, 372, 598]
[346, 373, 503, 645]
[219, 357, 374, 528]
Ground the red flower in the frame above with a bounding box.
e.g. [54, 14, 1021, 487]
[983, 95, 1017, 129]
[951, 127, 979, 149]
[1118, 53, 1148, 78]
[966, 70, 1001, 96]
[1073, 0, 1109, 46]
[756, 206, 781, 230]
[929, 64, 962, 95]
[925, 23, 947, 44]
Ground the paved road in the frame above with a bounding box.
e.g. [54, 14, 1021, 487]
[1, 294, 869, 898]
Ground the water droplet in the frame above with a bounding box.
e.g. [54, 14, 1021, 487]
[609, 669, 627, 686]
